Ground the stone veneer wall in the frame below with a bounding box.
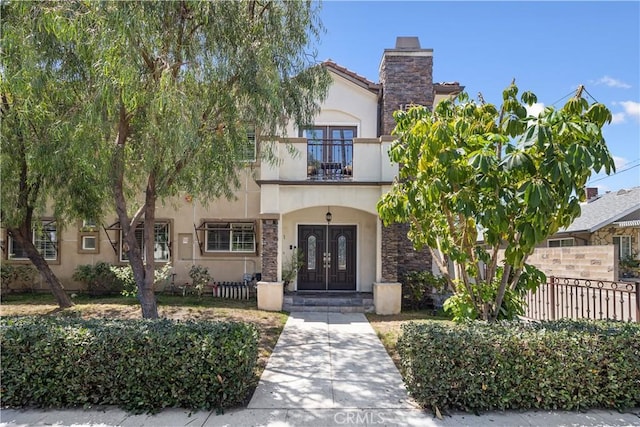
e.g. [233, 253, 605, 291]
[590, 226, 640, 252]
[381, 222, 432, 282]
[396, 223, 433, 277]
[379, 54, 433, 135]
[505, 245, 618, 281]
[378, 39, 434, 281]
[381, 223, 400, 281]
[261, 219, 278, 281]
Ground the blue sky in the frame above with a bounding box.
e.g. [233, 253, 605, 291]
[315, 1, 640, 193]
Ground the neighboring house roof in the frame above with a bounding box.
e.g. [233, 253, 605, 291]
[560, 187, 640, 234]
[323, 60, 380, 94]
[615, 220, 640, 227]
[433, 82, 465, 95]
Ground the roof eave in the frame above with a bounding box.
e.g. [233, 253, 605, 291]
[575, 206, 640, 234]
[323, 61, 380, 94]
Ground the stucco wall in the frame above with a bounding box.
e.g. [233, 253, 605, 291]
[3, 168, 263, 291]
[284, 72, 378, 138]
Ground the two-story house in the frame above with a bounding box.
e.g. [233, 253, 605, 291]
[2, 37, 463, 301]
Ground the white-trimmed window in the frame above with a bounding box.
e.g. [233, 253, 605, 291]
[613, 235, 632, 260]
[548, 238, 574, 248]
[81, 235, 97, 251]
[8, 221, 58, 261]
[120, 222, 171, 262]
[205, 222, 255, 253]
[240, 128, 256, 162]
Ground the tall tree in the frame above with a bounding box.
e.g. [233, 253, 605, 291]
[377, 83, 615, 322]
[1, 2, 107, 308]
[55, 1, 330, 318]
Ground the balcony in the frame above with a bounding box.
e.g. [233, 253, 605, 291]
[307, 139, 353, 181]
[259, 137, 397, 184]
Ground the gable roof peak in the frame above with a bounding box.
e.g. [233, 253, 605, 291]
[322, 60, 380, 94]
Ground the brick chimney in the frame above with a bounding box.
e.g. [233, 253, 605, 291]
[586, 187, 598, 200]
[379, 36, 434, 136]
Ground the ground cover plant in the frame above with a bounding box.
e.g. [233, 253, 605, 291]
[0, 294, 287, 412]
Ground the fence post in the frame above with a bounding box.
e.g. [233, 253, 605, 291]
[549, 276, 556, 321]
[635, 281, 640, 324]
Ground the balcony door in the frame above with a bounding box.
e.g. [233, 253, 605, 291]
[304, 126, 355, 180]
[297, 225, 356, 291]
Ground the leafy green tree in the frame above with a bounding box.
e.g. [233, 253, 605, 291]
[1, 2, 107, 308]
[51, 1, 330, 318]
[377, 83, 614, 322]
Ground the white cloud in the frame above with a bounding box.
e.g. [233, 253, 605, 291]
[612, 155, 628, 170]
[525, 102, 545, 117]
[619, 101, 640, 122]
[593, 76, 632, 89]
[610, 112, 626, 124]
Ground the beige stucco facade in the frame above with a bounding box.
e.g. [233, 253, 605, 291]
[3, 37, 460, 303]
[2, 65, 397, 293]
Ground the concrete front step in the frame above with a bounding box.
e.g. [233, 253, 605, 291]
[283, 292, 374, 313]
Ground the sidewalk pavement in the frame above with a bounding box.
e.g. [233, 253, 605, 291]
[2, 312, 639, 427]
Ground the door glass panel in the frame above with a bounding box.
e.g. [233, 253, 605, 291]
[338, 235, 347, 270]
[307, 235, 316, 270]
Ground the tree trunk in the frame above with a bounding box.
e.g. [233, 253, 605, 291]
[8, 227, 73, 309]
[139, 172, 159, 319]
[110, 104, 159, 318]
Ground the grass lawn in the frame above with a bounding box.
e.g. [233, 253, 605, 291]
[0, 292, 288, 404]
[366, 310, 453, 370]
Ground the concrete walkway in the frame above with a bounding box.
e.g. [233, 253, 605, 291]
[2, 312, 639, 426]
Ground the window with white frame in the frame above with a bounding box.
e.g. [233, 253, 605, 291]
[120, 222, 171, 262]
[8, 221, 58, 261]
[205, 222, 255, 253]
[548, 238, 575, 248]
[613, 235, 632, 260]
[81, 235, 97, 251]
[240, 128, 256, 162]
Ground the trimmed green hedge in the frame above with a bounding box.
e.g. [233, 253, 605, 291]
[398, 320, 640, 413]
[1, 316, 259, 413]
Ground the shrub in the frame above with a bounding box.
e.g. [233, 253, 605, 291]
[72, 262, 123, 296]
[0, 264, 38, 293]
[110, 263, 172, 297]
[400, 270, 448, 311]
[188, 265, 211, 297]
[0, 316, 259, 413]
[398, 320, 640, 414]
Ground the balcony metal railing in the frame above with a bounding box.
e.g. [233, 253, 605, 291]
[307, 139, 353, 181]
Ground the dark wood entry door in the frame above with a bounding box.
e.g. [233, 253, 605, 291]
[297, 225, 356, 291]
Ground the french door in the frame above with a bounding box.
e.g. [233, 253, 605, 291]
[297, 225, 356, 291]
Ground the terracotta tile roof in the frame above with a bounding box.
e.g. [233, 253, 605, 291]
[322, 60, 380, 94]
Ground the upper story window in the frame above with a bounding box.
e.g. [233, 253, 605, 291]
[8, 220, 58, 261]
[303, 126, 355, 180]
[205, 222, 256, 253]
[120, 222, 171, 263]
[239, 127, 256, 162]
